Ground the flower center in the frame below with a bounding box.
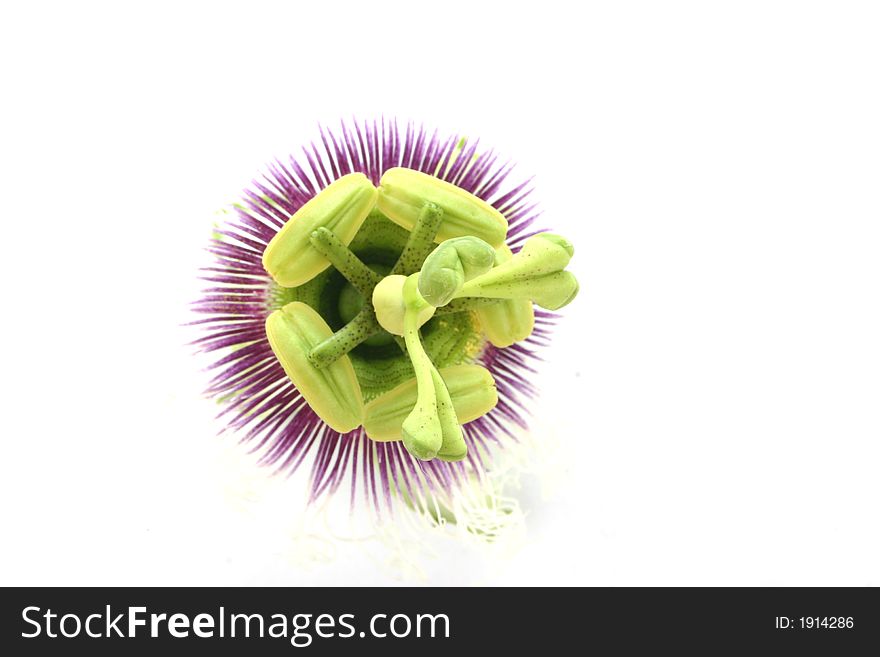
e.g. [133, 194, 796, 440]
[259, 165, 579, 462]
[269, 210, 486, 401]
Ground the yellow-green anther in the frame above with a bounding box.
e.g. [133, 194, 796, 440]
[418, 236, 497, 307]
[475, 245, 536, 347]
[477, 298, 534, 346]
[307, 307, 380, 369]
[265, 301, 364, 433]
[308, 226, 382, 296]
[390, 202, 444, 276]
[372, 274, 435, 336]
[455, 232, 580, 310]
[262, 173, 377, 287]
[377, 167, 508, 248]
[362, 365, 498, 443]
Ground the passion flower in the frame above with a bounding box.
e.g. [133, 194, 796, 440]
[193, 119, 577, 519]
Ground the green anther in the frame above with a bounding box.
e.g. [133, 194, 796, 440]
[309, 227, 382, 297]
[363, 364, 498, 442]
[390, 202, 444, 276]
[307, 307, 381, 369]
[262, 173, 378, 287]
[454, 233, 580, 310]
[377, 167, 508, 247]
[265, 302, 364, 433]
[418, 236, 497, 307]
[399, 274, 467, 462]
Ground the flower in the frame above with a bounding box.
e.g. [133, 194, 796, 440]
[192, 118, 570, 522]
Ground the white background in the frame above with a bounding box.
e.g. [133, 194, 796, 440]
[1, 1, 878, 586]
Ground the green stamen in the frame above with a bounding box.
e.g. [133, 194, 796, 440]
[262, 173, 377, 287]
